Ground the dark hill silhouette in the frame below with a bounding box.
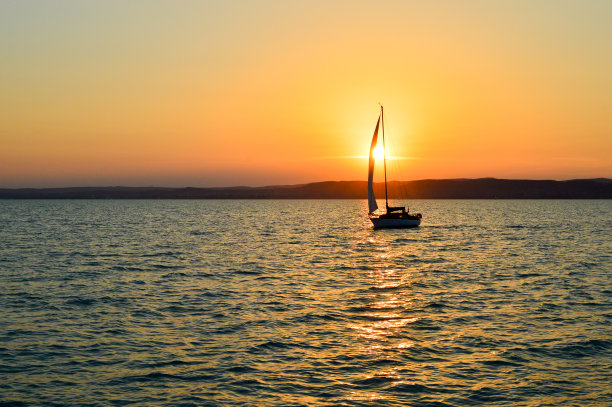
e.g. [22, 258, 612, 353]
[1, 178, 610, 199]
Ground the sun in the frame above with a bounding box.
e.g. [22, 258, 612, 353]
[373, 145, 385, 161]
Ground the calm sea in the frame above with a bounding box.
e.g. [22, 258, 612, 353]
[1, 200, 611, 406]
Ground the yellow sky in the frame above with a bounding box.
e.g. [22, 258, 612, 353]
[1, 0, 610, 187]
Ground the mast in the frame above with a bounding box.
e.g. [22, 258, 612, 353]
[382, 105, 389, 211]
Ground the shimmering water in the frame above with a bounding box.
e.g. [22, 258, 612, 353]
[1, 200, 611, 406]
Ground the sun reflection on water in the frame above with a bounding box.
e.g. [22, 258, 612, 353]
[344, 236, 426, 395]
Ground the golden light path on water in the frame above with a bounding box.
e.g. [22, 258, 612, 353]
[344, 235, 421, 402]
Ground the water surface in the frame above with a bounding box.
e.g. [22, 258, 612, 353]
[1, 200, 611, 406]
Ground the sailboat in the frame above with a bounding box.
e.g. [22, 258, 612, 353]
[368, 105, 422, 228]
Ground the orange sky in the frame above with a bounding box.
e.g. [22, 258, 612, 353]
[1, 1, 611, 187]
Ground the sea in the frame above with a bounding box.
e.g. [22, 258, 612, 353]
[1, 199, 611, 406]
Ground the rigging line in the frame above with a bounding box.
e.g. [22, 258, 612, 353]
[384, 115, 410, 207]
[382, 105, 389, 211]
[381, 111, 397, 198]
[383, 111, 394, 202]
[388, 132, 407, 202]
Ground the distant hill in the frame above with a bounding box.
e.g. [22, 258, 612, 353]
[1, 178, 611, 199]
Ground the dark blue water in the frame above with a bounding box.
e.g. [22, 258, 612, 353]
[1, 200, 611, 406]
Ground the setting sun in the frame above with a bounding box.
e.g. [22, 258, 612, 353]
[373, 146, 385, 161]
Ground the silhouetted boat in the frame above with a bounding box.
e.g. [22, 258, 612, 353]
[368, 105, 422, 228]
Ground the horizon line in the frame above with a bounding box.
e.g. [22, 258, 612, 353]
[2, 177, 611, 190]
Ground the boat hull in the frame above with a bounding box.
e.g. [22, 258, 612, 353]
[370, 217, 421, 229]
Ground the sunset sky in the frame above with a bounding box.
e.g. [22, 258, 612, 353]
[1, 0, 610, 187]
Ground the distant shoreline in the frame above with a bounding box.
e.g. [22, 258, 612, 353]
[1, 178, 611, 199]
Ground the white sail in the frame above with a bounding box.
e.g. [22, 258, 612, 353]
[368, 116, 380, 213]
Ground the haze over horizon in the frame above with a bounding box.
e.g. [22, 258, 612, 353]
[2, 1, 611, 188]
[2, 177, 611, 191]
